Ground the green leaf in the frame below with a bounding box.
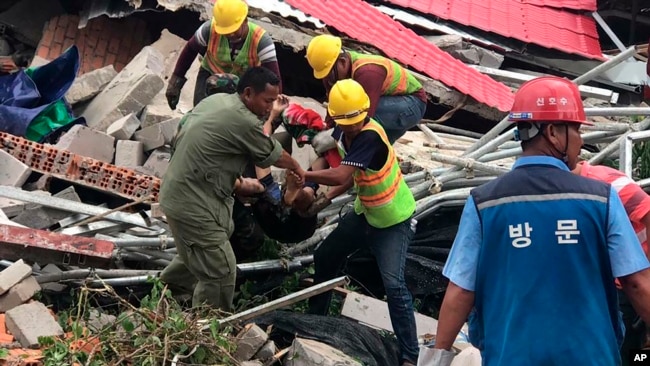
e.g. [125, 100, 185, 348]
[121, 318, 135, 332]
[0, 348, 8, 358]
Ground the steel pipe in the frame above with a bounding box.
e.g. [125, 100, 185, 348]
[431, 153, 511, 176]
[426, 124, 483, 139]
[573, 46, 638, 85]
[584, 107, 650, 117]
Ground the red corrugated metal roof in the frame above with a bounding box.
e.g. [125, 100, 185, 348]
[284, 0, 515, 112]
[385, 0, 603, 59]
[521, 0, 597, 11]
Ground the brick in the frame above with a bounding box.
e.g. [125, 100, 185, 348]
[234, 324, 268, 361]
[114, 140, 145, 167]
[108, 38, 120, 54]
[105, 53, 117, 66]
[66, 19, 77, 38]
[0, 260, 31, 295]
[82, 46, 165, 132]
[92, 55, 104, 70]
[36, 47, 49, 60]
[65, 65, 117, 105]
[0, 276, 41, 312]
[63, 38, 75, 51]
[0, 150, 31, 187]
[0, 132, 161, 202]
[143, 148, 171, 178]
[53, 26, 65, 44]
[5, 302, 64, 348]
[40, 28, 54, 47]
[107, 113, 141, 140]
[96, 39, 108, 57]
[48, 43, 62, 59]
[55, 125, 115, 163]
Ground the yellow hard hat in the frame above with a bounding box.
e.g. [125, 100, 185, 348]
[212, 0, 248, 35]
[328, 79, 370, 126]
[306, 35, 342, 79]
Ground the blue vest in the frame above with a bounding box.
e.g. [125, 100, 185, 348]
[470, 162, 623, 366]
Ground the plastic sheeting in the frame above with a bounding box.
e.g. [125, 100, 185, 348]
[0, 46, 80, 141]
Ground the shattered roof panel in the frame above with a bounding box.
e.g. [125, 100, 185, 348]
[284, 0, 514, 111]
[521, 0, 597, 11]
[384, 0, 603, 59]
[247, 0, 326, 28]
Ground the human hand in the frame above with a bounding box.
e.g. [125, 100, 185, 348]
[271, 94, 290, 117]
[290, 167, 305, 186]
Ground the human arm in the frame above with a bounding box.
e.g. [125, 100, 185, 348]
[620, 268, 650, 326]
[263, 95, 289, 135]
[644, 213, 650, 260]
[325, 177, 354, 200]
[435, 197, 482, 349]
[304, 164, 356, 186]
[172, 21, 210, 78]
[435, 282, 475, 350]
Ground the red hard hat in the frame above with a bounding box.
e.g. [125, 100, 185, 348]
[509, 76, 592, 125]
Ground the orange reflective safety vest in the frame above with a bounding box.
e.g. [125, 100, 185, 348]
[349, 51, 422, 96]
[202, 22, 265, 75]
[337, 119, 416, 228]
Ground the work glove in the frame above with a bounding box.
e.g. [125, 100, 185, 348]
[417, 348, 455, 366]
[311, 129, 337, 156]
[299, 192, 332, 217]
[165, 74, 187, 110]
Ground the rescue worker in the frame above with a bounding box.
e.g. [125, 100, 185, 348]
[303, 79, 419, 366]
[159, 67, 304, 311]
[306, 34, 427, 144]
[573, 161, 650, 365]
[427, 76, 650, 366]
[165, 0, 281, 109]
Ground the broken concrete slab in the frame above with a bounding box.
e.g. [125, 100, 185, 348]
[143, 147, 171, 178]
[0, 260, 31, 295]
[425, 34, 463, 52]
[140, 102, 181, 128]
[241, 361, 263, 366]
[133, 117, 180, 150]
[176, 57, 201, 114]
[0, 150, 31, 187]
[55, 125, 116, 163]
[106, 113, 141, 140]
[114, 140, 146, 167]
[65, 65, 118, 105]
[234, 323, 268, 361]
[254, 340, 277, 362]
[451, 48, 481, 65]
[5, 301, 64, 348]
[82, 46, 165, 132]
[0, 276, 41, 312]
[476, 48, 504, 69]
[286, 338, 361, 366]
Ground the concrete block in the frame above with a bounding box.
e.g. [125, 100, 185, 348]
[40, 264, 67, 292]
[234, 323, 268, 361]
[114, 140, 146, 167]
[254, 340, 277, 362]
[286, 338, 361, 366]
[0, 150, 31, 187]
[150, 203, 165, 218]
[0, 259, 31, 295]
[5, 301, 64, 348]
[106, 113, 141, 140]
[0, 276, 41, 312]
[65, 65, 118, 105]
[82, 47, 165, 132]
[143, 148, 171, 178]
[140, 97, 181, 128]
[133, 117, 180, 150]
[176, 57, 201, 114]
[55, 125, 115, 163]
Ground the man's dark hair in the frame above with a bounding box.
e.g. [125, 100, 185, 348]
[237, 67, 280, 94]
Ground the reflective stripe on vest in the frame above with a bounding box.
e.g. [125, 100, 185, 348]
[349, 51, 422, 96]
[336, 119, 415, 228]
[202, 22, 265, 75]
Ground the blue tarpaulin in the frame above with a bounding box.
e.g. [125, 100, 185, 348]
[0, 46, 81, 140]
